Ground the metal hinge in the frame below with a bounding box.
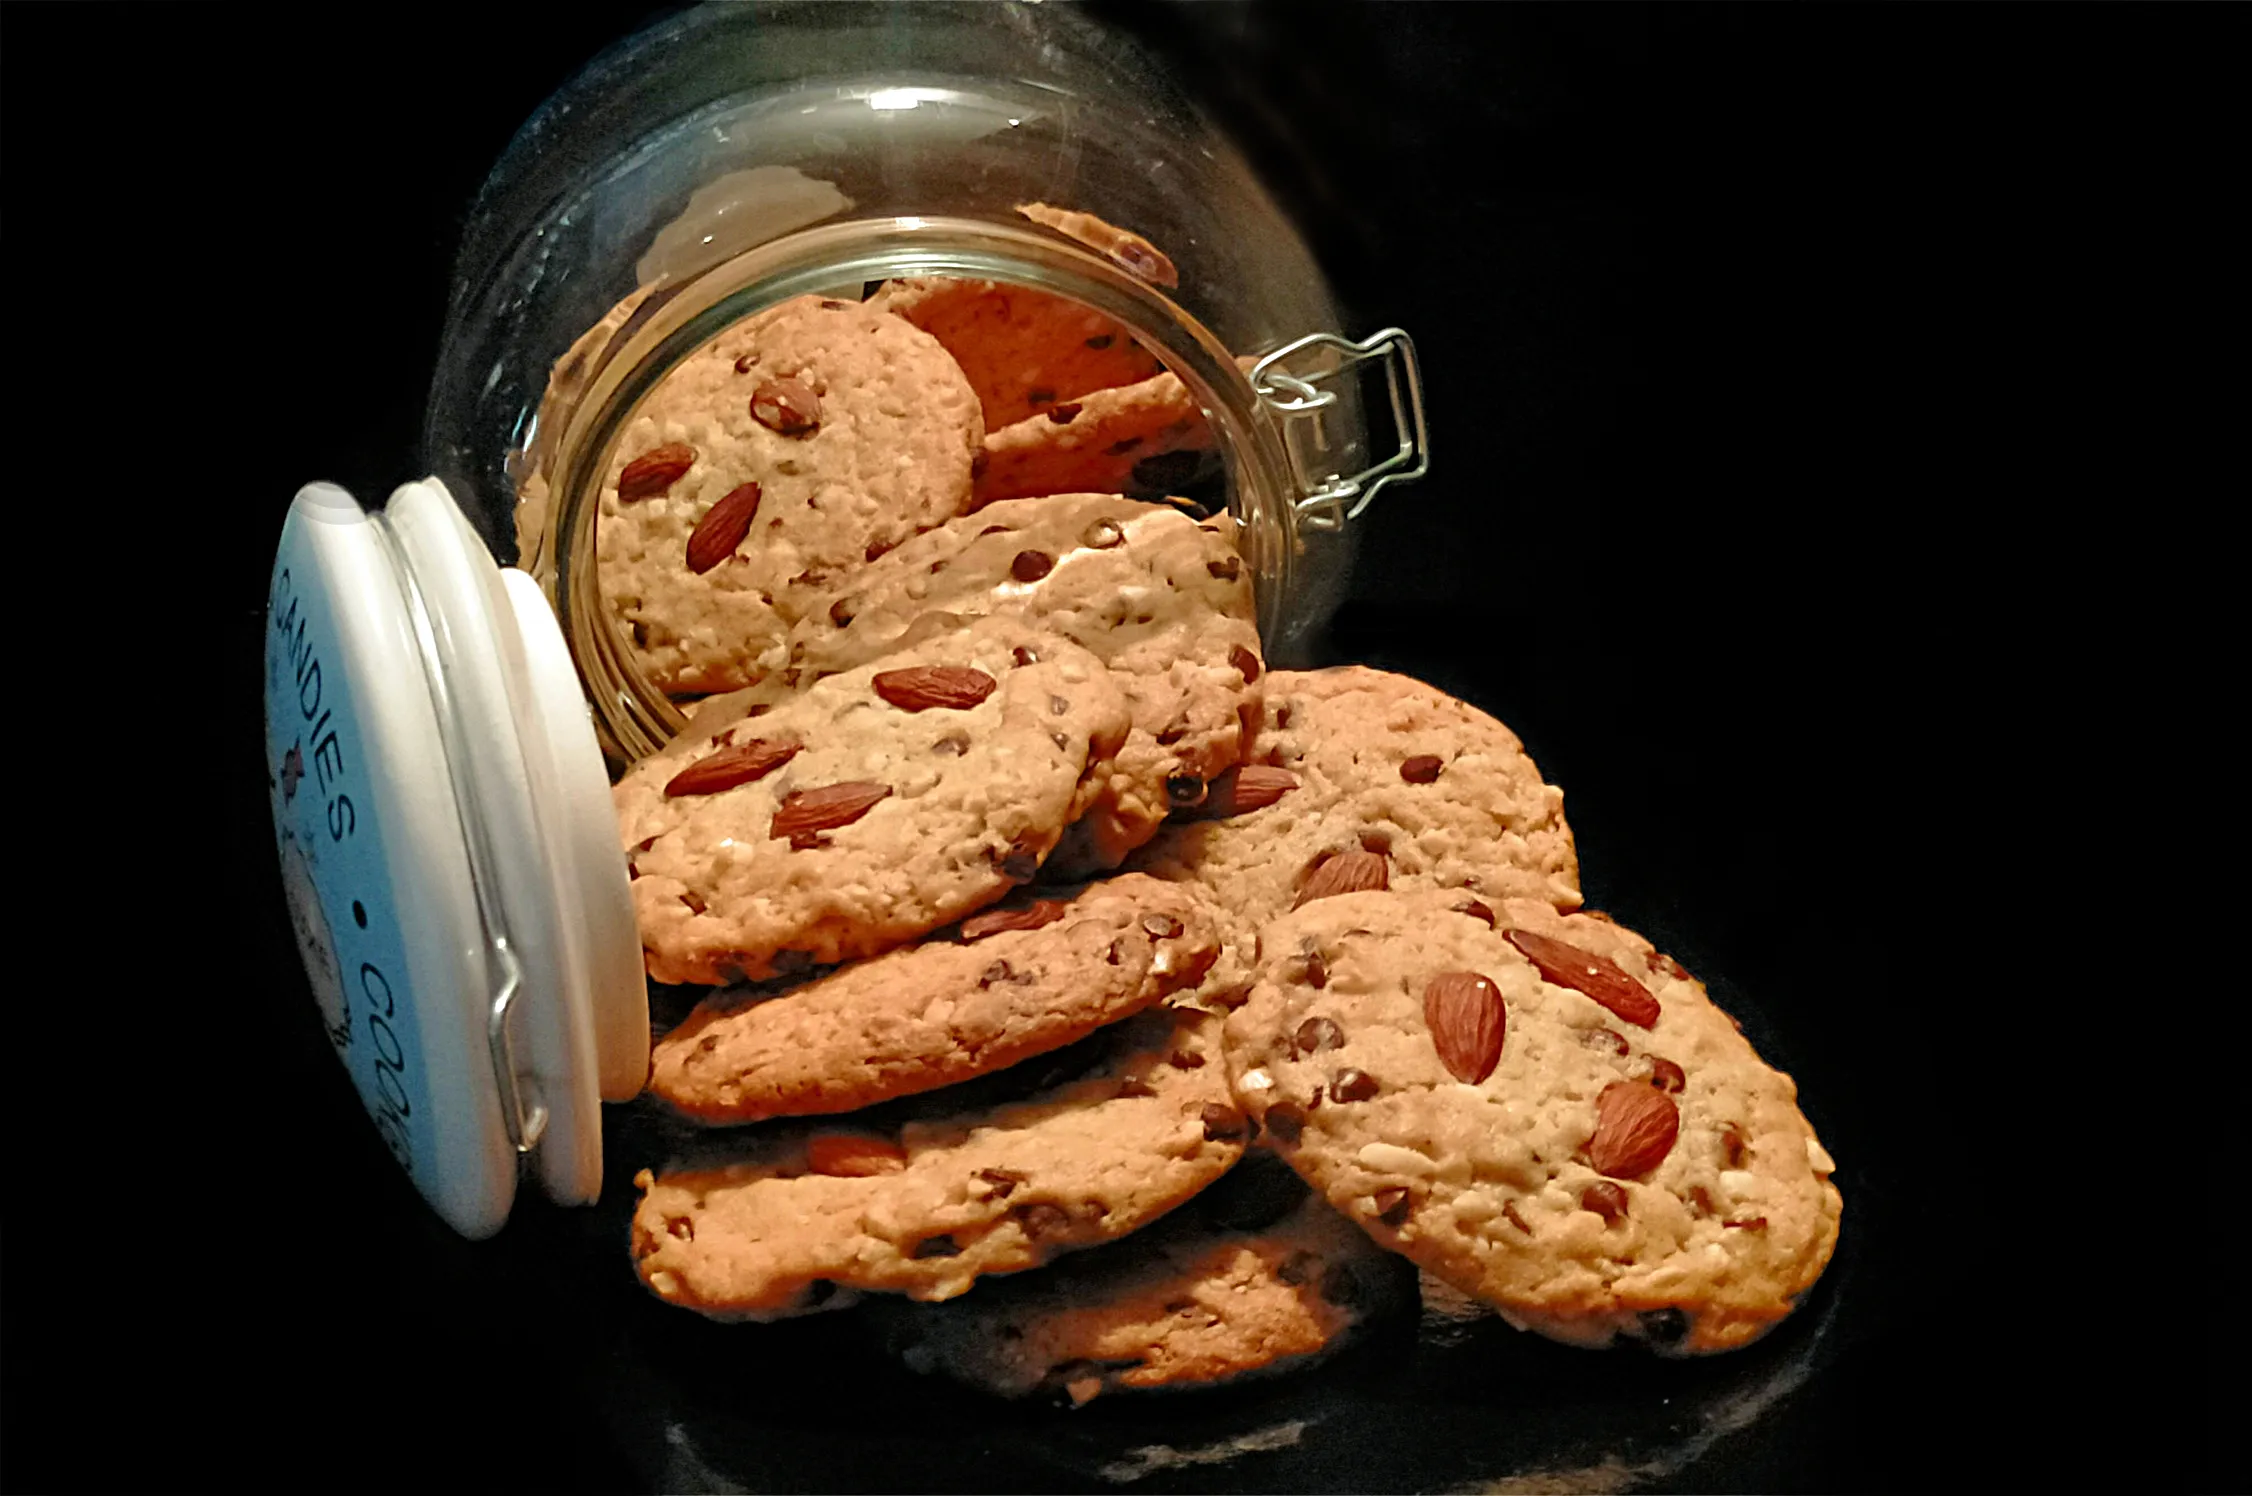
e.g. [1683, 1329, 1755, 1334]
[1250, 328, 1430, 532]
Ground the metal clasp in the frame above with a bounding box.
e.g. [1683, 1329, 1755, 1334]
[1250, 327, 1430, 532]
[485, 939, 549, 1155]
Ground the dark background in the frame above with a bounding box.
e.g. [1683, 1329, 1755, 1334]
[0, 4, 2215, 1491]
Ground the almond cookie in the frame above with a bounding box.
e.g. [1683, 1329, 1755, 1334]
[629, 1004, 1252, 1319]
[647, 875, 1220, 1122]
[1126, 666, 1582, 1006]
[1224, 890, 1842, 1355]
[869, 277, 1164, 432]
[615, 616, 1130, 985]
[791, 494, 1264, 873]
[598, 293, 983, 694]
[873, 1154, 1411, 1404]
[1015, 202, 1180, 289]
[973, 370, 1221, 508]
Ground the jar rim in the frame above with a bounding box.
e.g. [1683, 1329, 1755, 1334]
[524, 214, 1301, 765]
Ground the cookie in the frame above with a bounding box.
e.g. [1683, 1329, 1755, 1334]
[597, 293, 983, 694]
[1015, 202, 1181, 289]
[1223, 890, 1843, 1355]
[972, 370, 1221, 508]
[1125, 666, 1582, 1006]
[875, 1155, 1411, 1404]
[629, 1004, 1253, 1319]
[788, 494, 1263, 873]
[869, 277, 1163, 431]
[647, 874, 1220, 1122]
[615, 615, 1131, 985]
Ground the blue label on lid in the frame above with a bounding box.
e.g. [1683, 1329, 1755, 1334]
[266, 547, 434, 1184]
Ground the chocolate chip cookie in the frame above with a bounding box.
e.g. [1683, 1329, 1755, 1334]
[630, 1005, 1252, 1319]
[597, 293, 983, 694]
[647, 875, 1219, 1122]
[1126, 666, 1583, 1007]
[615, 615, 1130, 984]
[972, 370, 1221, 508]
[1223, 889, 1842, 1355]
[790, 494, 1264, 873]
[874, 1154, 1411, 1404]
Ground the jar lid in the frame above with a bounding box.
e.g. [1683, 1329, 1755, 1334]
[264, 479, 646, 1237]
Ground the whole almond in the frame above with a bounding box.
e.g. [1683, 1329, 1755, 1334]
[1588, 1080, 1680, 1178]
[685, 482, 763, 574]
[806, 1134, 906, 1177]
[872, 665, 998, 712]
[1294, 849, 1389, 908]
[663, 738, 800, 797]
[1423, 970, 1506, 1084]
[617, 443, 695, 501]
[961, 899, 1069, 940]
[1505, 928, 1661, 1029]
[1400, 754, 1445, 783]
[750, 376, 822, 436]
[770, 781, 892, 846]
[1199, 765, 1300, 819]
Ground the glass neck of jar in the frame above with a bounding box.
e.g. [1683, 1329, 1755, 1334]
[531, 215, 1300, 765]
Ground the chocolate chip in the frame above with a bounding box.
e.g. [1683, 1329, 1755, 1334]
[864, 536, 896, 563]
[910, 1235, 961, 1259]
[1330, 1068, 1378, 1103]
[828, 596, 855, 627]
[734, 351, 761, 374]
[1582, 1181, 1629, 1223]
[1228, 645, 1262, 683]
[1200, 1103, 1251, 1142]
[665, 1216, 694, 1241]
[1300, 951, 1329, 989]
[680, 891, 708, 915]
[1638, 1308, 1691, 1347]
[979, 960, 1013, 987]
[1294, 1017, 1345, 1055]
[819, 299, 849, 310]
[1167, 1049, 1205, 1070]
[1647, 1057, 1686, 1093]
[1371, 1187, 1411, 1226]
[1141, 913, 1184, 938]
[1166, 774, 1206, 807]
[1012, 549, 1055, 582]
[1206, 555, 1240, 581]
[1400, 754, 1444, 783]
[1264, 1101, 1307, 1144]
[1012, 645, 1038, 666]
[1046, 402, 1083, 424]
[1114, 1077, 1157, 1099]
[976, 1168, 1026, 1199]
[1013, 1202, 1071, 1239]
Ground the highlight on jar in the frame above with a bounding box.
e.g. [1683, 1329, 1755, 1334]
[264, 0, 1429, 1239]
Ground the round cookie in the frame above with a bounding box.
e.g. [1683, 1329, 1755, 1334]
[597, 293, 983, 694]
[629, 1004, 1253, 1319]
[1223, 889, 1842, 1355]
[874, 1156, 1412, 1404]
[615, 615, 1131, 985]
[868, 277, 1163, 431]
[973, 370, 1221, 508]
[648, 875, 1220, 1122]
[789, 494, 1264, 873]
[1126, 665, 1582, 1006]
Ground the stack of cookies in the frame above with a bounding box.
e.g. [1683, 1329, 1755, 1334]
[582, 208, 1840, 1408]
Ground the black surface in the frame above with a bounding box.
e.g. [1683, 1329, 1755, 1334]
[0, 4, 2218, 1492]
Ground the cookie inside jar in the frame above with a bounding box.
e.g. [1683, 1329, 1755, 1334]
[513, 209, 1316, 773]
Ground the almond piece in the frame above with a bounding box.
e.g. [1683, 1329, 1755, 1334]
[1399, 754, 1444, 783]
[1423, 970, 1506, 1084]
[770, 782, 892, 846]
[806, 1134, 907, 1177]
[662, 738, 800, 798]
[1294, 849, 1388, 908]
[872, 665, 998, 712]
[1505, 928, 1661, 1029]
[1198, 765, 1300, 819]
[1228, 644, 1263, 683]
[749, 376, 821, 436]
[685, 482, 763, 574]
[617, 443, 695, 501]
[1588, 1081, 1680, 1179]
[1011, 549, 1055, 582]
[960, 899, 1070, 940]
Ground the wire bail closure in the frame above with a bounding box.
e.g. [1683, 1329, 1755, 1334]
[1250, 328, 1430, 532]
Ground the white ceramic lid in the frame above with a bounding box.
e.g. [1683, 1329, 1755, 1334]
[263, 479, 646, 1237]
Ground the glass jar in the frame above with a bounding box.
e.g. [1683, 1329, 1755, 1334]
[265, 0, 1426, 1236]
